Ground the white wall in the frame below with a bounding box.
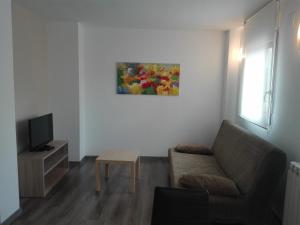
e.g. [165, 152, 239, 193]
[78, 23, 86, 160]
[225, 0, 300, 164]
[0, 0, 20, 222]
[266, 0, 300, 161]
[80, 25, 226, 156]
[224, 0, 300, 218]
[12, 5, 81, 161]
[47, 22, 80, 161]
[222, 28, 243, 122]
[12, 3, 49, 152]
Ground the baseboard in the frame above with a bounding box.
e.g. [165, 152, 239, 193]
[69, 156, 97, 167]
[83, 155, 167, 160]
[70, 155, 168, 165]
[140, 156, 168, 159]
[69, 161, 81, 167]
[140, 156, 168, 161]
[82, 156, 97, 160]
[1, 208, 22, 225]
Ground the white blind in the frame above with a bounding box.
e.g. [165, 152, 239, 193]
[244, 1, 278, 52]
[239, 0, 278, 128]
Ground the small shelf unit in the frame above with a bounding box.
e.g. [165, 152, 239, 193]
[18, 140, 69, 197]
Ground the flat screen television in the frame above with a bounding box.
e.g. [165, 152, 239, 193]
[28, 113, 54, 151]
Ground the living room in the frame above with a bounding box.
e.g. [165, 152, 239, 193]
[0, 0, 300, 224]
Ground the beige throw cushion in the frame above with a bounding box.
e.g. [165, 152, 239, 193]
[175, 144, 213, 155]
[179, 174, 240, 197]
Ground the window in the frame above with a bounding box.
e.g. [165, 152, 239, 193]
[239, 0, 278, 129]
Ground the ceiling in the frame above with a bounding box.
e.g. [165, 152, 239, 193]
[13, 0, 271, 30]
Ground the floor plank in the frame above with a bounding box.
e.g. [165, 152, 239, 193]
[11, 157, 169, 225]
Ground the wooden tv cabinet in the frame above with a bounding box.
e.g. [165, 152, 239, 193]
[17, 140, 69, 197]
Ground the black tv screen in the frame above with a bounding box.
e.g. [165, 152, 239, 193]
[29, 113, 53, 151]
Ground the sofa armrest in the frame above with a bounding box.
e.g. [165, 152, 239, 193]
[246, 150, 287, 225]
[151, 187, 210, 225]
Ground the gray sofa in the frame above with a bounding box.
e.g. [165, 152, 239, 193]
[169, 120, 286, 225]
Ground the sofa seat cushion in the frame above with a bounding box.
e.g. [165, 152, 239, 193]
[169, 148, 227, 187]
[179, 174, 240, 197]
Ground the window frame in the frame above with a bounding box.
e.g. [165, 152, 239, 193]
[237, 4, 279, 130]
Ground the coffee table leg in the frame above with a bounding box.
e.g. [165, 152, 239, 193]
[105, 163, 109, 178]
[131, 162, 136, 193]
[95, 160, 101, 192]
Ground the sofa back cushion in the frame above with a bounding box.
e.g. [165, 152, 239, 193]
[212, 120, 280, 195]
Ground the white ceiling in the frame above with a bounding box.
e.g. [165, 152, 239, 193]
[13, 0, 271, 30]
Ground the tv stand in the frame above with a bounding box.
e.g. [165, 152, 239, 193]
[41, 144, 55, 151]
[31, 144, 55, 152]
[17, 140, 69, 197]
[44, 144, 55, 151]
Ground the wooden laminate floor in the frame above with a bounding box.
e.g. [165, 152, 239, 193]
[12, 157, 169, 225]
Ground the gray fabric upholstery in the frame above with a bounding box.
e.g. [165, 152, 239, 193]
[179, 174, 240, 197]
[212, 121, 280, 195]
[169, 120, 287, 225]
[169, 149, 226, 187]
[175, 144, 213, 155]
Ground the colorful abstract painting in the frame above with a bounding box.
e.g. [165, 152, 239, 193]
[117, 63, 180, 96]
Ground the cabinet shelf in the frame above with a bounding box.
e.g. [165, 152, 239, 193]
[18, 140, 69, 197]
[44, 154, 68, 175]
[45, 166, 68, 195]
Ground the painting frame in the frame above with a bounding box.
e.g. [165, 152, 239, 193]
[117, 62, 180, 96]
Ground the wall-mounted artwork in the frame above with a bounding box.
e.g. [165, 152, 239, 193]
[117, 63, 180, 96]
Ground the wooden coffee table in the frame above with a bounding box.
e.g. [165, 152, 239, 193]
[95, 150, 140, 192]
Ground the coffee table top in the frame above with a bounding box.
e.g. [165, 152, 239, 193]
[96, 150, 139, 163]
